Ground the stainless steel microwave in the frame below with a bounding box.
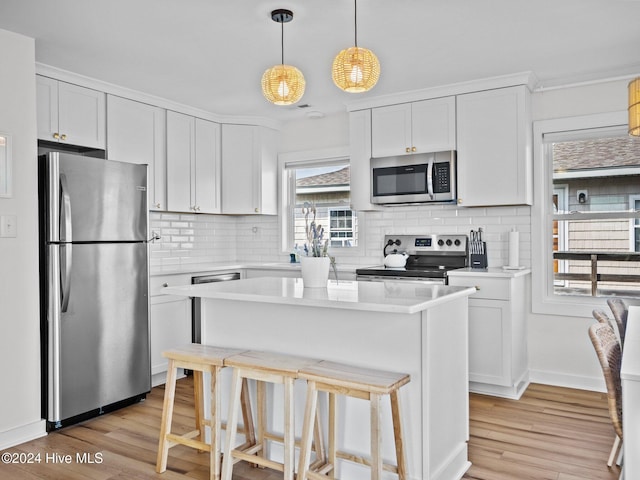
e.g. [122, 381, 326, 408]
[370, 151, 457, 204]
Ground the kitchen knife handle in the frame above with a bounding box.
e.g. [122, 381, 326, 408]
[60, 244, 72, 313]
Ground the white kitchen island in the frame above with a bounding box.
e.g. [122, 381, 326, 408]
[163, 277, 476, 480]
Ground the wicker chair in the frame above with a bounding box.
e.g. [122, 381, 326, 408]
[588, 322, 623, 469]
[607, 298, 628, 348]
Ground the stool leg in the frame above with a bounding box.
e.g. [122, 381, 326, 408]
[240, 377, 257, 449]
[328, 391, 337, 474]
[256, 379, 266, 463]
[221, 368, 243, 480]
[156, 359, 178, 473]
[298, 380, 319, 480]
[193, 370, 204, 447]
[210, 366, 221, 480]
[390, 390, 407, 480]
[283, 376, 295, 480]
[370, 393, 382, 480]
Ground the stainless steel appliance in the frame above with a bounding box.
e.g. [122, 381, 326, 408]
[371, 151, 457, 204]
[39, 152, 150, 430]
[191, 272, 241, 344]
[356, 234, 468, 284]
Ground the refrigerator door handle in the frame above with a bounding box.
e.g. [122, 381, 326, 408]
[60, 244, 72, 313]
[47, 244, 62, 423]
[59, 173, 72, 243]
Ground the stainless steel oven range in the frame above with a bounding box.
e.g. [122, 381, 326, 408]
[356, 234, 468, 284]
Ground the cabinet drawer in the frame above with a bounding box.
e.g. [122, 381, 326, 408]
[149, 274, 191, 297]
[448, 276, 510, 301]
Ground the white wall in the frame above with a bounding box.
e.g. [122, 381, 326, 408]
[0, 29, 45, 448]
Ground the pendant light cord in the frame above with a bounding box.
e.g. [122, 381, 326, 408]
[354, 0, 358, 48]
[281, 20, 285, 65]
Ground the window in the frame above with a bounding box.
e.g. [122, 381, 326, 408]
[279, 148, 360, 255]
[532, 112, 640, 315]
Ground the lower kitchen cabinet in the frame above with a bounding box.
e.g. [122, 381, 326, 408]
[448, 269, 530, 399]
[149, 274, 192, 386]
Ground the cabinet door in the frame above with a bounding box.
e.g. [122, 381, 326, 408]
[371, 103, 412, 157]
[467, 299, 511, 386]
[166, 111, 195, 212]
[150, 297, 191, 383]
[36, 76, 59, 142]
[411, 97, 456, 153]
[57, 81, 106, 149]
[36, 77, 106, 148]
[221, 124, 255, 214]
[456, 86, 532, 207]
[194, 118, 221, 214]
[107, 96, 167, 211]
[349, 110, 380, 212]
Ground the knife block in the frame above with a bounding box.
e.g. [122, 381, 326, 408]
[470, 243, 488, 269]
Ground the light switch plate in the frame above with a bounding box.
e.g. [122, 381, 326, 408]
[0, 215, 17, 237]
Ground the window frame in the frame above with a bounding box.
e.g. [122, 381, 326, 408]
[631, 194, 640, 252]
[278, 147, 365, 257]
[532, 110, 633, 317]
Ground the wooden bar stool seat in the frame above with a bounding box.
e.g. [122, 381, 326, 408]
[156, 344, 252, 480]
[297, 360, 411, 480]
[221, 350, 325, 480]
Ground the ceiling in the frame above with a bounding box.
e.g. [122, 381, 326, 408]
[1, 0, 639, 125]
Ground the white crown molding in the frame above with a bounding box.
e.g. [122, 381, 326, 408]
[344, 71, 538, 111]
[36, 63, 282, 131]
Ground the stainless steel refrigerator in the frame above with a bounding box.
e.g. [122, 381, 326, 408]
[39, 152, 150, 430]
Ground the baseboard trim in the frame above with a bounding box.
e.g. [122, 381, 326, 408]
[529, 369, 606, 392]
[0, 420, 47, 451]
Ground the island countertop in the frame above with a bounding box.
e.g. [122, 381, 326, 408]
[162, 277, 476, 314]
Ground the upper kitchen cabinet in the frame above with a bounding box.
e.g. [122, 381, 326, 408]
[166, 111, 221, 214]
[456, 85, 532, 207]
[371, 97, 456, 158]
[106, 95, 166, 211]
[36, 76, 106, 149]
[349, 109, 380, 212]
[221, 124, 277, 215]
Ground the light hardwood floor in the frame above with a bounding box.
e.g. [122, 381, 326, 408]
[0, 379, 622, 479]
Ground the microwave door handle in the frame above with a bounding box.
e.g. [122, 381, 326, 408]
[427, 154, 435, 200]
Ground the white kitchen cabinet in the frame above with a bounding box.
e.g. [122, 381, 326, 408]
[447, 269, 530, 399]
[106, 95, 166, 211]
[36, 76, 106, 149]
[221, 124, 277, 215]
[349, 109, 382, 212]
[456, 85, 532, 207]
[166, 111, 221, 214]
[371, 96, 456, 158]
[149, 274, 192, 387]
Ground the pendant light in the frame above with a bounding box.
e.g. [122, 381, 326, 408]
[629, 77, 640, 136]
[261, 9, 305, 106]
[332, 0, 380, 93]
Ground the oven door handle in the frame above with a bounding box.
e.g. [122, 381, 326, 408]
[426, 153, 435, 200]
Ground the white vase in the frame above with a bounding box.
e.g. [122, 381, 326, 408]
[300, 256, 330, 288]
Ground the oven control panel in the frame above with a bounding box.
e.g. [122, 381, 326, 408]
[384, 234, 468, 255]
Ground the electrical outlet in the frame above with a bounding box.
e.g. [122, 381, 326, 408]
[0, 215, 17, 237]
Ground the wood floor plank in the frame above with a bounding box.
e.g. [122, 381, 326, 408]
[0, 379, 623, 480]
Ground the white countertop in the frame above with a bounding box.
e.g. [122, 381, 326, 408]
[163, 277, 476, 314]
[447, 267, 531, 278]
[622, 305, 640, 382]
[150, 261, 362, 276]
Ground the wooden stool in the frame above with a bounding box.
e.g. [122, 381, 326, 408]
[221, 350, 325, 480]
[297, 360, 410, 480]
[156, 344, 252, 480]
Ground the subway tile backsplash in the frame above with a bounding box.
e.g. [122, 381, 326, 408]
[151, 204, 531, 269]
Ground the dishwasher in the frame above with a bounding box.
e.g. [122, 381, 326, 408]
[191, 272, 241, 343]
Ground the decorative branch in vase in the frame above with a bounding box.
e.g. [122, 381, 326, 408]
[301, 203, 338, 286]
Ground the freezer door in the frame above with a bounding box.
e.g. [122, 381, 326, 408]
[44, 152, 147, 242]
[47, 242, 150, 423]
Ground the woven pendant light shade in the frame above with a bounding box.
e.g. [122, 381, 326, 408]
[629, 77, 640, 136]
[262, 64, 306, 105]
[332, 46, 380, 93]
